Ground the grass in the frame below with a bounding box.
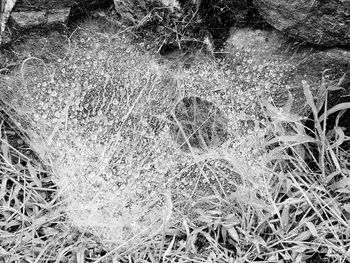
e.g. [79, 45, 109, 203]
[1, 15, 350, 263]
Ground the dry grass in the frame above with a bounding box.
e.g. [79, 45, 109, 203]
[1, 16, 350, 263]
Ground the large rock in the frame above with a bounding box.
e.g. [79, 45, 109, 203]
[10, 9, 71, 29]
[224, 28, 350, 114]
[296, 48, 350, 84]
[13, 0, 112, 11]
[253, 0, 350, 46]
[13, 0, 72, 11]
[0, 0, 112, 46]
[299, 49, 350, 145]
[224, 28, 350, 149]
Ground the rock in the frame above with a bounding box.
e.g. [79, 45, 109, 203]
[13, 0, 112, 12]
[224, 27, 350, 148]
[253, 0, 350, 46]
[1, 0, 112, 46]
[291, 48, 350, 114]
[12, 0, 112, 20]
[299, 49, 350, 148]
[10, 9, 71, 29]
[293, 48, 350, 125]
[224, 28, 350, 116]
[47, 9, 71, 24]
[13, 0, 72, 11]
[296, 48, 350, 84]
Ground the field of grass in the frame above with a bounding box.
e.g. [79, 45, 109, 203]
[1, 14, 350, 263]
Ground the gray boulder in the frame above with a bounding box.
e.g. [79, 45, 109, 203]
[0, 0, 112, 46]
[224, 29, 350, 117]
[10, 9, 71, 29]
[253, 0, 350, 46]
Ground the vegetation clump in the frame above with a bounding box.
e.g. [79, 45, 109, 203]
[114, 0, 205, 52]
